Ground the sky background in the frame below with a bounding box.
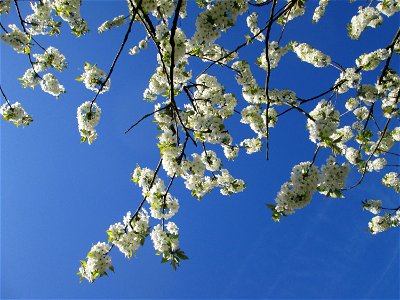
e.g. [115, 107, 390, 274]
[1, 0, 399, 299]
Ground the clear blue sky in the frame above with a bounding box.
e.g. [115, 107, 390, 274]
[1, 1, 399, 299]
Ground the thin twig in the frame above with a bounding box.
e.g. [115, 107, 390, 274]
[197, 2, 295, 77]
[264, 0, 277, 160]
[89, 0, 142, 111]
[0, 84, 13, 108]
[125, 104, 169, 134]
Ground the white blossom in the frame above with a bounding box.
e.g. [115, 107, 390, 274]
[345, 97, 359, 111]
[216, 169, 245, 196]
[258, 42, 288, 70]
[79, 63, 110, 93]
[40, 73, 65, 97]
[19, 68, 40, 89]
[368, 215, 392, 234]
[33, 47, 67, 72]
[98, 15, 126, 33]
[78, 242, 112, 283]
[25, 0, 55, 35]
[363, 199, 382, 215]
[77, 101, 101, 144]
[201, 150, 221, 171]
[318, 156, 349, 197]
[150, 222, 179, 255]
[312, 0, 329, 23]
[367, 157, 387, 172]
[335, 68, 361, 94]
[356, 49, 390, 71]
[275, 162, 320, 215]
[382, 172, 400, 192]
[291, 42, 331, 68]
[192, 0, 248, 45]
[0, 0, 11, 14]
[240, 138, 262, 154]
[52, 0, 89, 36]
[0, 101, 33, 127]
[391, 127, 400, 141]
[0, 24, 30, 53]
[307, 100, 339, 143]
[376, 0, 400, 17]
[345, 147, 361, 165]
[348, 6, 382, 39]
[353, 106, 369, 120]
[108, 210, 150, 258]
[246, 12, 264, 41]
[129, 46, 140, 55]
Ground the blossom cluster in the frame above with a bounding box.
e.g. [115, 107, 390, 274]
[78, 242, 113, 283]
[274, 156, 349, 217]
[25, 0, 59, 36]
[0, 24, 30, 54]
[0, 102, 33, 127]
[378, 69, 400, 118]
[107, 210, 150, 258]
[368, 212, 400, 234]
[291, 42, 331, 67]
[131, 165, 189, 268]
[274, 162, 320, 216]
[0, 0, 11, 14]
[98, 15, 126, 33]
[78, 63, 110, 94]
[131, 165, 180, 220]
[312, 0, 329, 23]
[348, 6, 382, 39]
[151, 222, 188, 269]
[77, 101, 101, 144]
[186, 74, 237, 143]
[39, 73, 65, 96]
[382, 172, 400, 192]
[319, 156, 350, 198]
[307, 100, 339, 143]
[246, 12, 264, 42]
[129, 38, 148, 55]
[151, 223, 179, 254]
[143, 24, 190, 101]
[149, 71, 245, 200]
[232, 60, 266, 104]
[240, 138, 262, 154]
[363, 199, 382, 215]
[192, 0, 248, 45]
[335, 68, 362, 94]
[376, 0, 400, 17]
[356, 48, 391, 71]
[258, 42, 288, 70]
[52, 0, 89, 36]
[33, 47, 67, 72]
[280, 0, 305, 24]
[17, 0, 88, 36]
[33, 72, 64, 95]
[18, 47, 66, 97]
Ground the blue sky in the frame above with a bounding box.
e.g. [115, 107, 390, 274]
[1, 1, 399, 299]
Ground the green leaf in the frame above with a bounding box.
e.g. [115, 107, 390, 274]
[171, 260, 177, 270]
[23, 45, 31, 54]
[265, 204, 276, 210]
[176, 250, 189, 260]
